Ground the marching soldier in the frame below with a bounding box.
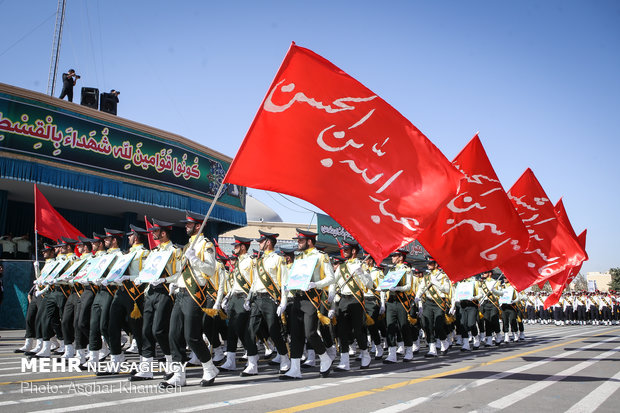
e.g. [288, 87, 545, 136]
[78, 233, 107, 367]
[244, 230, 290, 376]
[416, 257, 451, 357]
[204, 253, 227, 365]
[69, 237, 94, 365]
[452, 276, 482, 351]
[130, 219, 181, 381]
[219, 236, 254, 373]
[498, 280, 520, 342]
[16, 243, 55, 354]
[87, 229, 124, 367]
[32, 237, 77, 358]
[330, 241, 373, 371]
[478, 270, 503, 346]
[160, 212, 219, 388]
[363, 256, 387, 360]
[383, 249, 414, 363]
[99, 225, 150, 375]
[280, 229, 335, 380]
[59, 237, 91, 361]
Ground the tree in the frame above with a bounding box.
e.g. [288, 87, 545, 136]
[610, 268, 620, 291]
[572, 272, 588, 292]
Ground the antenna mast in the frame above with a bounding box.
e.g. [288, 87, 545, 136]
[47, 0, 67, 96]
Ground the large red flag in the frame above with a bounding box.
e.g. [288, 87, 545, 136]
[543, 199, 588, 307]
[418, 134, 529, 282]
[224, 43, 462, 263]
[499, 169, 587, 291]
[34, 184, 84, 241]
[544, 229, 587, 308]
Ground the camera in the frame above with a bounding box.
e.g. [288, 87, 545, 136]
[75, 75, 81, 79]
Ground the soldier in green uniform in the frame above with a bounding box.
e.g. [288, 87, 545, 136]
[99, 225, 150, 375]
[219, 236, 254, 373]
[383, 249, 414, 363]
[330, 241, 373, 371]
[130, 219, 181, 381]
[280, 229, 335, 380]
[159, 212, 219, 388]
[243, 230, 290, 376]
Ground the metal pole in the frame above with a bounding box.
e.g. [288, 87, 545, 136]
[47, 0, 67, 96]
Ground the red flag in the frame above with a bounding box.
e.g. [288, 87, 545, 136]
[213, 237, 227, 258]
[335, 238, 345, 258]
[143, 215, 159, 249]
[224, 43, 462, 263]
[34, 184, 84, 242]
[543, 199, 588, 307]
[499, 170, 587, 291]
[418, 134, 529, 282]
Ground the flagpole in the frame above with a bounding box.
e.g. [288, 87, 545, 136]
[189, 180, 227, 250]
[33, 184, 39, 277]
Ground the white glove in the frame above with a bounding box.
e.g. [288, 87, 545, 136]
[184, 249, 197, 262]
[307, 281, 316, 290]
[328, 309, 336, 319]
[449, 306, 456, 316]
[35, 290, 42, 297]
[276, 304, 285, 317]
[150, 277, 164, 286]
[327, 290, 336, 303]
[379, 303, 386, 315]
[168, 283, 177, 296]
[213, 301, 221, 311]
[100, 279, 108, 286]
[243, 300, 251, 311]
[389, 286, 397, 292]
[94, 278, 102, 286]
[222, 296, 229, 310]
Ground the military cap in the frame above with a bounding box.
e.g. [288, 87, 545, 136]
[257, 230, 279, 243]
[149, 219, 174, 231]
[43, 243, 55, 250]
[92, 232, 106, 241]
[179, 211, 205, 223]
[330, 254, 345, 264]
[77, 236, 96, 245]
[278, 245, 297, 255]
[389, 248, 409, 257]
[426, 255, 437, 263]
[234, 235, 252, 245]
[126, 224, 149, 235]
[340, 240, 360, 250]
[60, 237, 78, 245]
[292, 228, 317, 240]
[104, 228, 124, 238]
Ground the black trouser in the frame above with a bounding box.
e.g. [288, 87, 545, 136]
[108, 286, 144, 355]
[169, 289, 211, 363]
[77, 287, 96, 350]
[248, 293, 287, 356]
[25, 295, 42, 338]
[526, 305, 536, 321]
[385, 296, 413, 347]
[141, 285, 173, 358]
[335, 295, 368, 353]
[481, 301, 500, 335]
[289, 292, 326, 359]
[62, 292, 80, 345]
[553, 307, 564, 321]
[202, 296, 222, 350]
[422, 300, 447, 343]
[89, 288, 114, 351]
[601, 306, 612, 321]
[42, 290, 66, 341]
[459, 301, 479, 336]
[614, 305, 619, 321]
[59, 87, 73, 102]
[564, 306, 574, 322]
[589, 306, 599, 321]
[225, 293, 251, 353]
[576, 305, 586, 322]
[364, 296, 383, 345]
[501, 304, 517, 333]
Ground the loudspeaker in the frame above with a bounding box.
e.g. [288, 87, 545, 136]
[100, 93, 117, 115]
[80, 87, 99, 109]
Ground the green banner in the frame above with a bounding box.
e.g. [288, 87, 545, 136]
[0, 93, 244, 209]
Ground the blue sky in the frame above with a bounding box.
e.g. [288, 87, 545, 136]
[1, 1, 618, 274]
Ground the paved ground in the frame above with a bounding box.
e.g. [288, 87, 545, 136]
[0, 324, 618, 413]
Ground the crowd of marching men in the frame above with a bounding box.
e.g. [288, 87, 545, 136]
[13, 212, 620, 388]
